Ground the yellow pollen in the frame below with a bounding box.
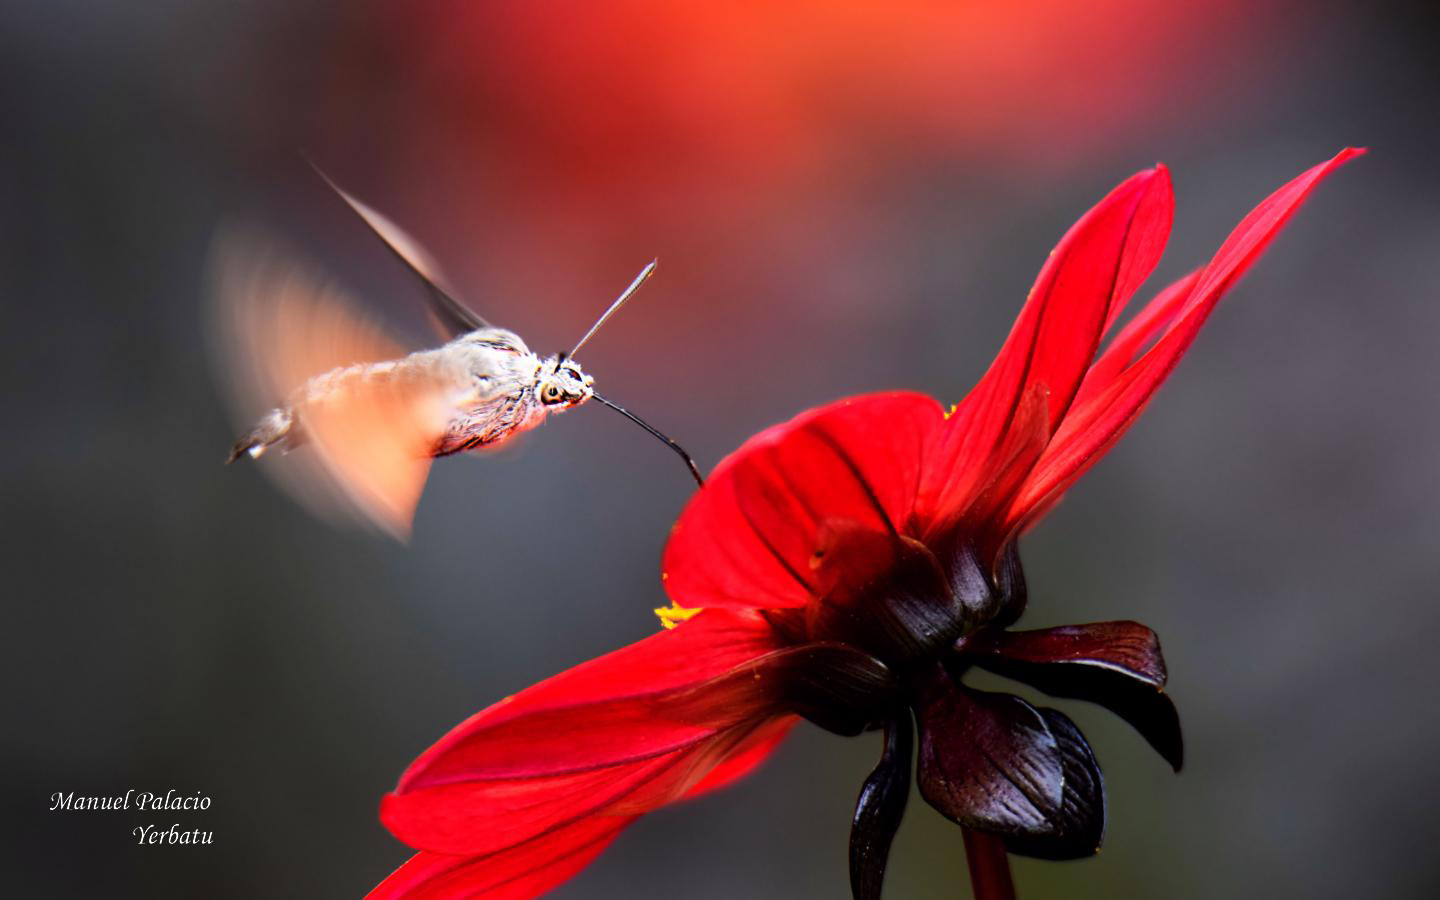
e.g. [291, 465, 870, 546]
[654, 602, 702, 630]
[943, 402, 959, 420]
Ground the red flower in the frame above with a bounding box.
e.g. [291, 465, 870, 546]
[372, 149, 1361, 898]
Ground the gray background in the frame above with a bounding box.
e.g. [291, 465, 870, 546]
[3, 1, 1437, 897]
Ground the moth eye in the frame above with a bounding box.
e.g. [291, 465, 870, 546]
[541, 383, 563, 404]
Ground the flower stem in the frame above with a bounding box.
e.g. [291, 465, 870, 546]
[961, 828, 1016, 900]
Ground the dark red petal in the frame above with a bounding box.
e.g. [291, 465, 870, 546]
[368, 814, 635, 900]
[975, 621, 1168, 683]
[806, 521, 974, 663]
[915, 675, 1063, 836]
[383, 610, 790, 856]
[1001, 708, 1106, 861]
[663, 392, 943, 611]
[1003, 149, 1364, 534]
[920, 166, 1173, 535]
[916, 674, 1106, 859]
[969, 621, 1183, 770]
[768, 642, 901, 736]
[850, 715, 913, 900]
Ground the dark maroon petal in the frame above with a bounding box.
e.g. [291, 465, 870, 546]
[974, 620, 1167, 682]
[1001, 708, 1106, 860]
[915, 674, 1063, 838]
[806, 521, 985, 666]
[773, 642, 900, 737]
[915, 672, 1109, 861]
[849, 715, 913, 900]
[969, 621, 1183, 770]
[987, 541, 1028, 628]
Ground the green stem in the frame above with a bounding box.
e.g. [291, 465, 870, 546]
[961, 828, 1016, 900]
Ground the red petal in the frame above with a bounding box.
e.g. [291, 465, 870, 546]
[1003, 148, 1364, 534]
[662, 392, 943, 610]
[372, 714, 798, 898]
[682, 715, 798, 800]
[960, 382, 1052, 547]
[466, 609, 783, 717]
[921, 166, 1173, 535]
[369, 815, 635, 900]
[382, 610, 792, 856]
[1073, 269, 1202, 408]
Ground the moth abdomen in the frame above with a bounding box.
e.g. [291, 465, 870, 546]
[227, 406, 299, 463]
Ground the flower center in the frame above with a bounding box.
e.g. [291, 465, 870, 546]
[799, 524, 1013, 679]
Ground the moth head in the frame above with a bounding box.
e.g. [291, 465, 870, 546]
[538, 356, 594, 408]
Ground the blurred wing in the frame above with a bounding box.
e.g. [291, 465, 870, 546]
[208, 226, 447, 539]
[310, 163, 490, 340]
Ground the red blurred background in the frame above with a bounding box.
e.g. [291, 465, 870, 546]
[275, 1, 1282, 328]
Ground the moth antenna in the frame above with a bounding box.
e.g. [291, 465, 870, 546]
[593, 393, 703, 488]
[568, 260, 657, 358]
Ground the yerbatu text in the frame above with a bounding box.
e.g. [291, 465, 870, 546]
[134, 824, 213, 845]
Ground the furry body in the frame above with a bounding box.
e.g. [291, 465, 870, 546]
[229, 327, 594, 463]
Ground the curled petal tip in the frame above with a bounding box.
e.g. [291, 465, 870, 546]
[1321, 147, 1367, 170]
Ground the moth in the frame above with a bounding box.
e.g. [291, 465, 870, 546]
[211, 167, 701, 538]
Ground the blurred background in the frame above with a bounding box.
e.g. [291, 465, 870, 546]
[3, 0, 1437, 897]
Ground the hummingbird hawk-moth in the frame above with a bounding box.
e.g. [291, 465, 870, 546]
[211, 167, 700, 538]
